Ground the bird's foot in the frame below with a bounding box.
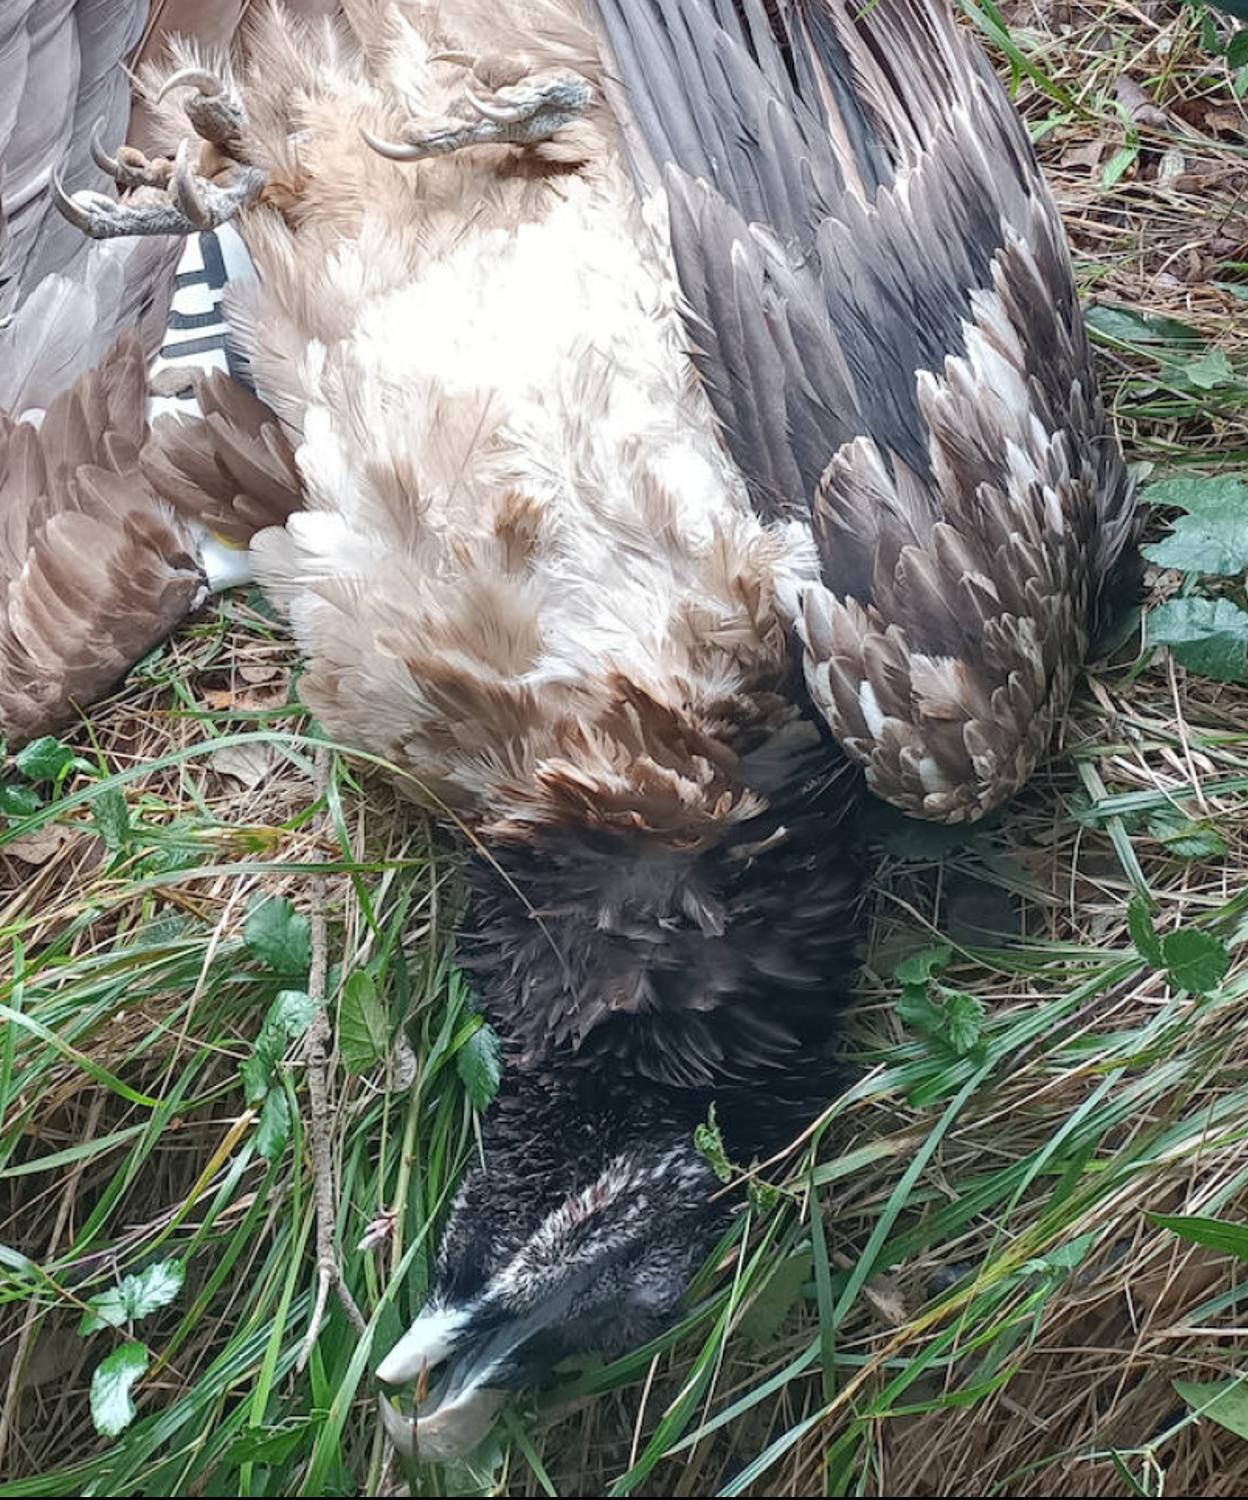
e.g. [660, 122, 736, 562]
[156, 66, 246, 149]
[363, 60, 592, 162]
[54, 67, 260, 240]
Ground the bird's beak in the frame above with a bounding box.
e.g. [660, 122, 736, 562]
[376, 1301, 547, 1463]
[377, 1384, 507, 1463]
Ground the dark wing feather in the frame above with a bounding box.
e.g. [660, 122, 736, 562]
[589, 0, 1140, 820]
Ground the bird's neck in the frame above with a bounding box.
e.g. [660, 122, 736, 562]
[458, 721, 866, 1157]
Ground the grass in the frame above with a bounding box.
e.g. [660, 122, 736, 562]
[4, 0, 1248, 1494]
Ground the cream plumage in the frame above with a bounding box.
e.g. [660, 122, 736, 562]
[38, 0, 1138, 1462]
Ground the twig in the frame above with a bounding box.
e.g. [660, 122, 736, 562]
[297, 747, 366, 1373]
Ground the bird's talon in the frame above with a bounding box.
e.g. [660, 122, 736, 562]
[171, 140, 211, 228]
[362, 69, 592, 163]
[88, 119, 123, 178]
[464, 84, 524, 125]
[155, 67, 225, 102]
[156, 65, 244, 147]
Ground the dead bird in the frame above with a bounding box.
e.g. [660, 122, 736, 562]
[48, 0, 1137, 1460]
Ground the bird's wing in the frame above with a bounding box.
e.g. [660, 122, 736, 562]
[588, 0, 1140, 820]
[0, 0, 305, 748]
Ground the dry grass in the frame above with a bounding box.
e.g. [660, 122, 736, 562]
[4, 2, 1248, 1496]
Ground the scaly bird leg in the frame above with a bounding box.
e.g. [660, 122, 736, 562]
[55, 67, 261, 240]
[362, 64, 592, 163]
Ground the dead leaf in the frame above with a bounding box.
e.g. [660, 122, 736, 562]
[3, 825, 72, 866]
[208, 741, 276, 789]
[1115, 75, 1169, 131]
[1061, 139, 1105, 173]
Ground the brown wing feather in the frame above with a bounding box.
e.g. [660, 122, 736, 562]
[588, 0, 1141, 821]
[0, 336, 205, 748]
[141, 370, 304, 544]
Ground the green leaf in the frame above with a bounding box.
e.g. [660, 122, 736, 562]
[693, 1102, 733, 1185]
[79, 1260, 184, 1334]
[90, 1342, 148, 1439]
[0, 783, 40, 818]
[91, 787, 131, 853]
[1230, 27, 1248, 68]
[244, 896, 311, 976]
[1019, 1230, 1099, 1278]
[227, 1417, 326, 1466]
[14, 736, 74, 784]
[339, 969, 389, 1074]
[270, 989, 317, 1038]
[894, 945, 952, 986]
[897, 985, 944, 1036]
[456, 1021, 501, 1110]
[943, 991, 985, 1056]
[1161, 929, 1230, 994]
[1152, 1212, 1248, 1260]
[1147, 813, 1227, 861]
[1127, 898, 1164, 966]
[1174, 1378, 1248, 1441]
[1100, 143, 1137, 189]
[1148, 597, 1248, 682]
[256, 1087, 291, 1161]
[1084, 305, 1201, 348]
[239, 1052, 270, 1108]
[1142, 475, 1248, 578]
[1183, 349, 1236, 389]
[739, 1253, 812, 1346]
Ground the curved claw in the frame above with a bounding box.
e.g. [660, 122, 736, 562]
[360, 124, 426, 162]
[49, 169, 113, 232]
[155, 67, 225, 103]
[170, 139, 211, 229]
[88, 118, 122, 178]
[463, 84, 523, 125]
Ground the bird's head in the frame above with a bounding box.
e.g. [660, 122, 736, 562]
[376, 1084, 724, 1462]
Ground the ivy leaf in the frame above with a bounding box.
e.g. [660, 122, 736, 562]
[1147, 813, 1227, 861]
[244, 897, 310, 976]
[1161, 929, 1230, 995]
[456, 1021, 501, 1110]
[90, 1342, 148, 1438]
[1174, 1378, 1248, 1442]
[91, 787, 131, 853]
[894, 945, 952, 986]
[1127, 898, 1163, 966]
[1142, 475, 1248, 577]
[0, 783, 40, 818]
[943, 992, 985, 1056]
[339, 969, 389, 1074]
[79, 1260, 184, 1334]
[256, 1087, 291, 1161]
[1147, 597, 1248, 682]
[14, 736, 74, 784]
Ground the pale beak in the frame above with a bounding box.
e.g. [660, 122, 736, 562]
[378, 1388, 507, 1464]
[375, 1297, 557, 1462]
